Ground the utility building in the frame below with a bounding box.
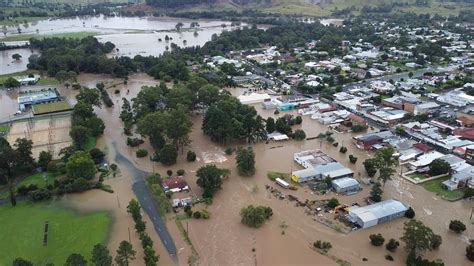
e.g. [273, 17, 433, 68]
[331, 177, 360, 195]
[347, 199, 408, 228]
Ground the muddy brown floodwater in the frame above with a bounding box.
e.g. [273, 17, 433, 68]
[0, 48, 38, 75]
[37, 74, 474, 265]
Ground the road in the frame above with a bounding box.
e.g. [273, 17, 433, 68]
[113, 143, 177, 258]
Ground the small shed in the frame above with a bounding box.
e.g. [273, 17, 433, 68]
[331, 177, 360, 195]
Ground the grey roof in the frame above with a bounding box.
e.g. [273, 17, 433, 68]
[332, 177, 359, 188]
[348, 199, 408, 222]
[438, 154, 464, 166]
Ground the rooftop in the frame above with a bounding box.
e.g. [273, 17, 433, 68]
[348, 199, 408, 222]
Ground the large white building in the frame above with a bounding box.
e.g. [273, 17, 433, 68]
[347, 199, 409, 228]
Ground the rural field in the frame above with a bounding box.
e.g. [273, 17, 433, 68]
[0, 202, 110, 265]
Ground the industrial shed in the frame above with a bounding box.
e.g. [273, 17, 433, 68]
[331, 177, 360, 195]
[347, 199, 408, 228]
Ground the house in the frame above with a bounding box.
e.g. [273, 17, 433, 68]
[408, 151, 444, 171]
[457, 112, 474, 127]
[353, 131, 394, 150]
[17, 89, 60, 111]
[162, 176, 189, 192]
[348, 113, 368, 126]
[332, 177, 360, 195]
[347, 199, 409, 229]
[442, 166, 474, 191]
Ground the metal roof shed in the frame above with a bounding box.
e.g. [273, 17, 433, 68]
[347, 199, 408, 228]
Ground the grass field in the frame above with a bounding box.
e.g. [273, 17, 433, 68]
[1, 31, 98, 42]
[32, 101, 72, 115]
[0, 202, 110, 265]
[423, 176, 465, 201]
[267, 171, 290, 181]
[0, 172, 59, 199]
[84, 136, 97, 152]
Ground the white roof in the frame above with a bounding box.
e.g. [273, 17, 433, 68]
[348, 199, 408, 222]
[409, 151, 444, 167]
[332, 177, 359, 188]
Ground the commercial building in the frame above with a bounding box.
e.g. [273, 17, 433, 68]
[331, 177, 360, 195]
[353, 131, 394, 150]
[347, 199, 409, 228]
[292, 150, 354, 183]
[17, 89, 60, 111]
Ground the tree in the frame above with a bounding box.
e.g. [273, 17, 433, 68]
[143, 245, 159, 266]
[401, 219, 439, 256]
[70, 125, 91, 150]
[449, 220, 466, 233]
[467, 241, 474, 262]
[429, 159, 451, 176]
[293, 129, 306, 140]
[4, 77, 21, 88]
[0, 138, 19, 206]
[405, 207, 415, 218]
[386, 239, 400, 252]
[158, 144, 177, 165]
[38, 151, 52, 169]
[186, 150, 196, 162]
[12, 258, 33, 266]
[240, 205, 273, 228]
[77, 87, 102, 107]
[91, 244, 112, 266]
[236, 146, 256, 176]
[12, 53, 22, 61]
[197, 84, 220, 107]
[363, 158, 377, 177]
[349, 154, 358, 164]
[369, 182, 383, 202]
[369, 233, 385, 246]
[327, 197, 339, 208]
[66, 151, 97, 180]
[275, 117, 291, 135]
[266, 117, 275, 133]
[137, 112, 166, 150]
[65, 253, 87, 266]
[196, 165, 225, 198]
[431, 234, 442, 249]
[175, 22, 184, 31]
[164, 105, 192, 152]
[373, 146, 399, 186]
[115, 241, 136, 266]
[14, 138, 34, 168]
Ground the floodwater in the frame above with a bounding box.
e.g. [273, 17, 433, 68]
[1, 15, 242, 57]
[0, 48, 38, 75]
[5, 73, 472, 265]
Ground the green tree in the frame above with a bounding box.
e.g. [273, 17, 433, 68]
[143, 245, 159, 266]
[12, 53, 22, 61]
[369, 233, 385, 246]
[236, 146, 256, 176]
[401, 219, 439, 256]
[266, 117, 275, 133]
[91, 244, 113, 266]
[175, 22, 184, 31]
[65, 253, 87, 266]
[66, 151, 97, 180]
[429, 159, 451, 176]
[137, 112, 166, 150]
[70, 125, 91, 150]
[240, 205, 273, 228]
[0, 136, 19, 206]
[197, 84, 220, 107]
[293, 129, 306, 140]
[4, 77, 21, 88]
[38, 150, 52, 169]
[327, 197, 339, 208]
[77, 87, 102, 107]
[115, 241, 136, 266]
[12, 258, 33, 266]
[186, 150, 196, 162]
[164, 105, 192, 152]
[363, 158, 377, 177]
[467, 241, 474, 262]
[275, 117, 291, 135]
[369, 182, 383, 202]
[196, 165, 225, 198]
[127, 199, 142, 222]
[405, 207, 415, 218]
[14, 138, 34, 167]
[449, 220, 466, 233]
[386, 239, 400, 252]
[373, 146, 399, 186]
[159, 143, 178, 165]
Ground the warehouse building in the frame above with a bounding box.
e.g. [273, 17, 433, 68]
[331, 177, 360, 195]
[292, 150, 354, 183]
[347, 199, 408, 228]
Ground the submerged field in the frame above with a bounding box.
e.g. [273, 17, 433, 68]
[0, 202, 110, 265]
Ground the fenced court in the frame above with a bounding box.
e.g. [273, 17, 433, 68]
[5, 114, 72, 159]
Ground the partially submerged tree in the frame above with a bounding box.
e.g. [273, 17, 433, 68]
[240, 205, 273, 228]
[373, 146, 399, 186]
[236, 146, 256, 176]
[196, 165, 227, 198]
[115, 241, 136, 266]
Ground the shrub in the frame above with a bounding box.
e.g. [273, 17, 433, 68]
[47, 160, 58, 173]
[114, 89, 120, 94]
[339, 146, 347, 153]
[110, 164, 118, 171]
[405, 207, 415, 218]
[349, 154, 358, 164]
[177, 169, 185, 176]
[369, 233, 385, 246]
[184, 206, 192, 217]
[127, 137, 144, 147]
[293, 129, 306, 140]
[313, 240, 332, 252]
[29, 189, 52, 202]
[166, 170, 173, 176]
[386, 239, 399, 252]
[224, 147, 234, 155]
[431, 234, 442, 249]
[294, 116, 303, 124]
[332, 142, 339, 147]
[467, 241, 474, 262]
[326, 136, 335, 143]
[193, 211, 201, 219]
[89, 148, 105, 164]
[385, 255, 394, 261]
[186, 150, 196, 162]
[200, 208, 210, 219]
[326, 198, 339, 208]
[449, 220, 466, 233]
[274, 109, 279, 115]
[240, 205, 272, 228]
[136, 149, 148, 158]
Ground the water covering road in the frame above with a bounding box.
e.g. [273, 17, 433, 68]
[113, 142, 177, 258]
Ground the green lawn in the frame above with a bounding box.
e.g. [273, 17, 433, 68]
[84, 136, 97, 152]
[0, 124, 10, 135]
[267, 171, 290, 181]
[1, 31, 98, 42]
[0, 202, 110, 265]
[408, 173, 429, 180]
[0, 172, 59, 199]
[32, 101, 72, 115]
[423, 176, 465, 201]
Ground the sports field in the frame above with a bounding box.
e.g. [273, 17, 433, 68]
[0, 202, 110, 265]
[32, 101, 72, 115]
